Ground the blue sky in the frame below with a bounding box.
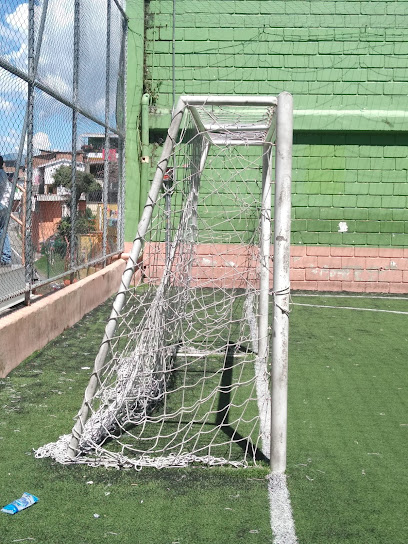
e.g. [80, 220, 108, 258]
[0, 0, 123, 156]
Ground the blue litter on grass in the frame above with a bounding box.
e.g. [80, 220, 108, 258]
[1, 492, 39, 514]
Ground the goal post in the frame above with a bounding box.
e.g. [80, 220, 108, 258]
[271, 92, 293, 473]
[37, 93, 293, 472]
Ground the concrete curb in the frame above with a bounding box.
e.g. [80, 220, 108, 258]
[0, 259, 126, 377]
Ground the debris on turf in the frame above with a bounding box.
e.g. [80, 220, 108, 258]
[1, 492, 39, 515]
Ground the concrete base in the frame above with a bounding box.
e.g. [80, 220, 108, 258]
[0, 258, 126, 378]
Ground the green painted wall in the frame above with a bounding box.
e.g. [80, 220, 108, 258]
[125, 0, 145, 243]
[292, 132, 408, 247]
[134, 0, 408, 248]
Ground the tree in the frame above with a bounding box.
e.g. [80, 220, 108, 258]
[52, 165, 100, 209]
[51, 166, 99, 266]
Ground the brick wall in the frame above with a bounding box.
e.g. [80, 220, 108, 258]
[139, 0, 408, 293]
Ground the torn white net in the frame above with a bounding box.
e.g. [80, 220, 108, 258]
[36, 96, 288, 469]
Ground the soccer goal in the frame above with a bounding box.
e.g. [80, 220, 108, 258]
[36, 93, 293, 471]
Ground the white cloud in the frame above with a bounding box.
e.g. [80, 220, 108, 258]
[0, 67, 28, 96]
[0, 97, 14, 112]
[6, 3, 28, 32]
[4, 41, 27, 63]
[0, 129, 25, 154]
[41, 74, 71, 99]
[33, 131, 51, 152]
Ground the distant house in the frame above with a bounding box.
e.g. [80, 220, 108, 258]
[33, 150, 85, 195]
[80, 133, 119, 203]
[30, 150, 87, 251]
[80, 133, 118, 177]
[3, 156, 25, 183]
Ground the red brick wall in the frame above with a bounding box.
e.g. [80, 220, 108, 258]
[290, 246, 408, 294]
[140, 243, 408, 294]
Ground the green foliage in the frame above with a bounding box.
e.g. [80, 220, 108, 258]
[51, 166, 100, 208]
[57, 208, 96, 238]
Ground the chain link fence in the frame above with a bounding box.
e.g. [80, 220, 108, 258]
[0, 0, 127, 310]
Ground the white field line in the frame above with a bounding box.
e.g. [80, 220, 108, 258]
[291, 302, 408, 316]
[292, 293, 408, 301]
[269, 473, 298, 544]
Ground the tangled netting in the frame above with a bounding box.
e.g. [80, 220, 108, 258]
[36, 99, 280, 469]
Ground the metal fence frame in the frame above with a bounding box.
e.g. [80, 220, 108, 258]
[0, 0, 127, 308]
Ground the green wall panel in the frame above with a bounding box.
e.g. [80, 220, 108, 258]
[132, 0, 408, 247]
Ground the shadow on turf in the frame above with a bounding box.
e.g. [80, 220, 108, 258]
[214, 342, 269, 463]
[73, 341, 268, 464]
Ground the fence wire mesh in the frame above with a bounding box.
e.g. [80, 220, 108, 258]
[0, 0, 126, 311]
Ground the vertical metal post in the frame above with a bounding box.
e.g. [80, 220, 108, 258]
[270, 92, 293, 473]
[189, 139, 209, 240]
[24, 0, 35, 304]
[164, 175, 172, 266]
[172, 0, 176, 112]
[116, 16, 127, 252]
[258, 144, 273, 364]
[103, 0, 111, 264]
[140, 93, 150, 221]
[117, 133, 125, 251]
[165, 0, 177, 266]
[70, 0, 80, 274]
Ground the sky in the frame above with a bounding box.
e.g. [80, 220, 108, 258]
[0, 0, 124, 157]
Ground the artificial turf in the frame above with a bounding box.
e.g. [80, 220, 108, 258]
[0, 300, 271, 544]
[287, 294, 408, 544]
[1, 293, 407, 543]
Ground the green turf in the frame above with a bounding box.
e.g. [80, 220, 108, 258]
[0, 300, 271, 544]
[1, 292, 407, 543]
[287, 294, 408, 544]
[35, 254, 66, 279]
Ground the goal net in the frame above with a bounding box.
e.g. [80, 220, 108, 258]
[36, 94, 293, 470]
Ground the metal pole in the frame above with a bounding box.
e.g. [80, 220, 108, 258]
[189, 139, 209, 240]
[67, 98, 187, 458]
[140, 93, 150, 220]
[116, 15, 127, 252]
[70, 0, 80, 274]
[172, 0, 176, 113]
[258, 145, 273, 361]
[117, 133, 125, 251]
[0, 0, 49, 263]
[23, 0, 35, 303]
[256, 144, 273, 457]
[165, 0, 176, 266]
[270, 92, 293, 473]
[103, 0, 112, 264]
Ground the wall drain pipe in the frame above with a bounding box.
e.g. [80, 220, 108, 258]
[140, 93, 150, 220]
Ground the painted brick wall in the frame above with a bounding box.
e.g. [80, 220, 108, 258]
[141, 0, 408, 293]
[145, 0, 408, 115]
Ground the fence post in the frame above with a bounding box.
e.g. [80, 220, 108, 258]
[103, 0, 112, 265]
[70, 0, 80, 279]
[23, 0, 36, 304]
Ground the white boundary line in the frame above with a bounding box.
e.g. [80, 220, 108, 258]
[291, 302, 408, 316]
[269, 473, 298, 544]
[292, 293, 408, 301]
[271, 290, 407, 543]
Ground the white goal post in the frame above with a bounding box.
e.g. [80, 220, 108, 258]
[36, 93, 293, 472]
